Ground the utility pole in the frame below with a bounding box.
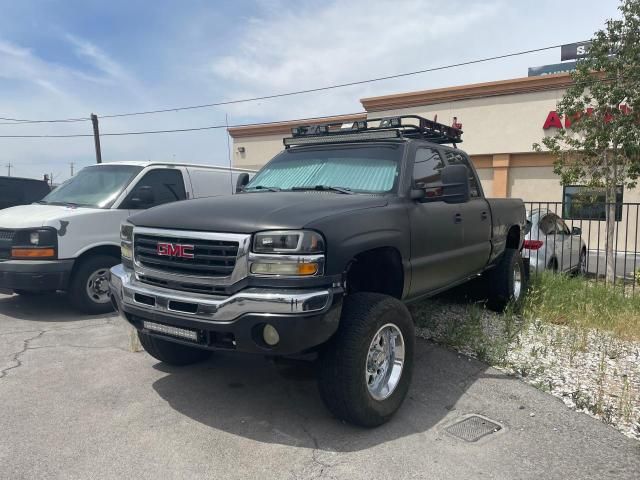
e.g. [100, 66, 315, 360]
[69, 162, 75, 177]
[90, 113, 102, 164]
[5, 162, 13, 177]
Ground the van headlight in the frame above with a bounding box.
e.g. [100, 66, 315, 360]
[120, 222, 134, 260]
[10, 228, 57, 259]
[250, 230, 325, 276]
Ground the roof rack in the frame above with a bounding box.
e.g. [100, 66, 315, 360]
[283, 115, 462, 148]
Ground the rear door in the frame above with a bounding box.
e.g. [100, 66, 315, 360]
[538, 213, 561, 269]
[442, 149, 492, 274]
[555, 217, 579, 271]
[407, 147, 466, 295]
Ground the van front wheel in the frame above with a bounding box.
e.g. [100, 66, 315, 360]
[69, 255, 119, 314]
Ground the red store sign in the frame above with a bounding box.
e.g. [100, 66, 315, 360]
[543, 104, 632, 129]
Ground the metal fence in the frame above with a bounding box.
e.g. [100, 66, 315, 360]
[523, 201, 640, 296]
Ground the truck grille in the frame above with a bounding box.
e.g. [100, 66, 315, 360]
[134, 233, 239, 277]
[0, 229, 14, 260]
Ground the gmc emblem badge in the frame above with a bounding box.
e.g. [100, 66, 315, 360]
[156, 242, 195, 259]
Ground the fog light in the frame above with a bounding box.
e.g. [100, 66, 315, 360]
[263, 324, 280, 346]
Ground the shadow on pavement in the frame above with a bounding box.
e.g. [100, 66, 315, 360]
[0, 293, 108, 322]
[151, 340, 488, 452]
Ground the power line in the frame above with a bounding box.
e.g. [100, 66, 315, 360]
[0, 42, 580, 125]
[0, 112, 366, 138]
[0, 125, 230, 138]
[0, 71, 625, 139]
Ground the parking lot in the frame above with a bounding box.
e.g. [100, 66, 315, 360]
[1, 292, 639, 480]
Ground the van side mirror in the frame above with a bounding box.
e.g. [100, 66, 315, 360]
[571, 226, 582, 236]
[236, 173, 250, 193]
[129, 185, 155, 208]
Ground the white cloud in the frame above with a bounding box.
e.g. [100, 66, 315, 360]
[209, 0, 501, 119]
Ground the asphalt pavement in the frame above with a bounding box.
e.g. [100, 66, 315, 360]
[1, 292, 638, 479]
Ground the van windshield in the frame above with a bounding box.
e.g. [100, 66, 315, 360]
[39, 165, 143, 208]
[245, 144, 402, 194]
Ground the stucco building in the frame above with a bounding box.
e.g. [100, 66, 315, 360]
[229, 73, 639, 253]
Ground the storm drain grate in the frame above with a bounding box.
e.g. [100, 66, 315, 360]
[445, 415, 502, 442]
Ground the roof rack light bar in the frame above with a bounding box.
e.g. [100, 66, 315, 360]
[284, 129, 400, 147]
[284, 115, 462, 148]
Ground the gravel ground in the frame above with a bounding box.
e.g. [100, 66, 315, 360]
[410, 300, 640, 441]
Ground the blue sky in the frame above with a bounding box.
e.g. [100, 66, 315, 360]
[0, 0, 621, 181]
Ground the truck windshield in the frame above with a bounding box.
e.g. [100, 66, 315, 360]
[245, 144, 402, 194]
[39, 165, 143, 208]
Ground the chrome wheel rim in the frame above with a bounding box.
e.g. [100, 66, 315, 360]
[365, 323, 405, 401]
[513, 263, 522, 300]
[579, 252, 587, 274]
[86, 268, 111, 304]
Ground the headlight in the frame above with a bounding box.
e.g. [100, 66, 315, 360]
[120, 222, 134, 260]
[250, 230, 325, 277]
[253, 230, 324, 254]
[11, 228, 58, 259]
[120, 223, 134, 242]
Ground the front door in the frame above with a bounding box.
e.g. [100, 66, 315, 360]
[407, 147, 466, 296]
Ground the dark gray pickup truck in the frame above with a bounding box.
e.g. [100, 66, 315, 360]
[109, 115, 527, 427]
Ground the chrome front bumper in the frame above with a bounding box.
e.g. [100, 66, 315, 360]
[109, 263, 337, 323]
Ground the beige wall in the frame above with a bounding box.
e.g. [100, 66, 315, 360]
[365, 89, 565, 156]
[508, 166, 562, 201]
[476, 168, 493, 198]
[233, 133, 286, 170]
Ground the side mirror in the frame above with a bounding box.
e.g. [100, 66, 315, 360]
[440, 165, 470, 204]
[236, 173, 250, 193]
[572, 226, 582, 236]
[129, 185, 155, 209]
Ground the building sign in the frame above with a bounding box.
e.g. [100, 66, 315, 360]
[560, 41, 592, 61]
[528, 61, 577, 77]
[543, 105, 632, 129]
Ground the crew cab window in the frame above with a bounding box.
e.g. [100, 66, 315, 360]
[413, 148, 444, 186]
[123, 169, 186, 208]
[443, 150, 481, 197]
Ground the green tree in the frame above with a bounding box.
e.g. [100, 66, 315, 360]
[534, 0, 640, 283]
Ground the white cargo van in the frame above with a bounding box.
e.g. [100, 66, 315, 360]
[0, 161, 254, 313]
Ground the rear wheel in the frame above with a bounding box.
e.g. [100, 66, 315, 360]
[69, 255, 119, 314]
[138, 331, 212, 366]
[574, 249, 587, 276]
[487, 248, 527, 312]
[318, 293, 414, 428]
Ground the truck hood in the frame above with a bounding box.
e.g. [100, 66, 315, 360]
[128, 192, 389, 233]
[0, 204, 103, 229]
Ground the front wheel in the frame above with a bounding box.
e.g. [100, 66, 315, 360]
[318, 293, 415, 428]
[68, 255, 119, 314]
[487, 248, 527, 312]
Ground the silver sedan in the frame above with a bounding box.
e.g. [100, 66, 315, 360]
[523, 209, 587, 274]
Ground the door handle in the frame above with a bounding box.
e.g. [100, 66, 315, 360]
[481, 211, 488, 220]
[454, 213, 462, 224]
